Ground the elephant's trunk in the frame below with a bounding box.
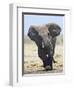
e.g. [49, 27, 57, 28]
[42, 38, 53, 56]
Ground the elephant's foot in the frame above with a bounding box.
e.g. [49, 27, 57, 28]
[45, 65, 53, 71]
[42, 57, 53, 71]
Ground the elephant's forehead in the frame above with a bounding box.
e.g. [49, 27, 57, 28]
[34, 25, 49, 33]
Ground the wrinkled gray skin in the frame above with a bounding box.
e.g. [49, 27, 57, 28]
[28, 23, 61, 70]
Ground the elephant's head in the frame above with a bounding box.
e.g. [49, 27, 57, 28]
[28, 23, 61, 50]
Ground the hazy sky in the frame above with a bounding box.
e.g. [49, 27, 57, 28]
[24, 15, 64, 35]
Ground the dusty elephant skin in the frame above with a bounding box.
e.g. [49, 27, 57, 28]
[28, 23, 61, 71]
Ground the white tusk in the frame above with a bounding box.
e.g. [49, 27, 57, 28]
[46, 54, 48, 57]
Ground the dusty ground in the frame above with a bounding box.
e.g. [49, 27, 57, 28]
[24, 37, 63, 74]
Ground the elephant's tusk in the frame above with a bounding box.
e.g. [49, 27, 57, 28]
[46, 54, 48, 57]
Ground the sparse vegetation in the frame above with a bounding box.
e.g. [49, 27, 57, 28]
[24, 35, 63, 74]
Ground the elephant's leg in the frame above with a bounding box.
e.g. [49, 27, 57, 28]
[43, 56, 53, 70]
[52, 37, 57, 63]
[38, 47, 47, 66]
[38, 47, 53, 70]
[38, 47, 47, 67]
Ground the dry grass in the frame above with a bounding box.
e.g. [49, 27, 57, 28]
[24, 36, 63, 74]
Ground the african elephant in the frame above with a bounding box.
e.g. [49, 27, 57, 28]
[28, 23, 61, 70]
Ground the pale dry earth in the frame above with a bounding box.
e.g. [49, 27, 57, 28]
[24, 36, 63, 74]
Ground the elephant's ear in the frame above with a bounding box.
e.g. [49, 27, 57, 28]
[28, 26, 38, 37]
[46, 23, 61, 37]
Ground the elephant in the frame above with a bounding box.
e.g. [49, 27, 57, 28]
[28, 23, 61, 71]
